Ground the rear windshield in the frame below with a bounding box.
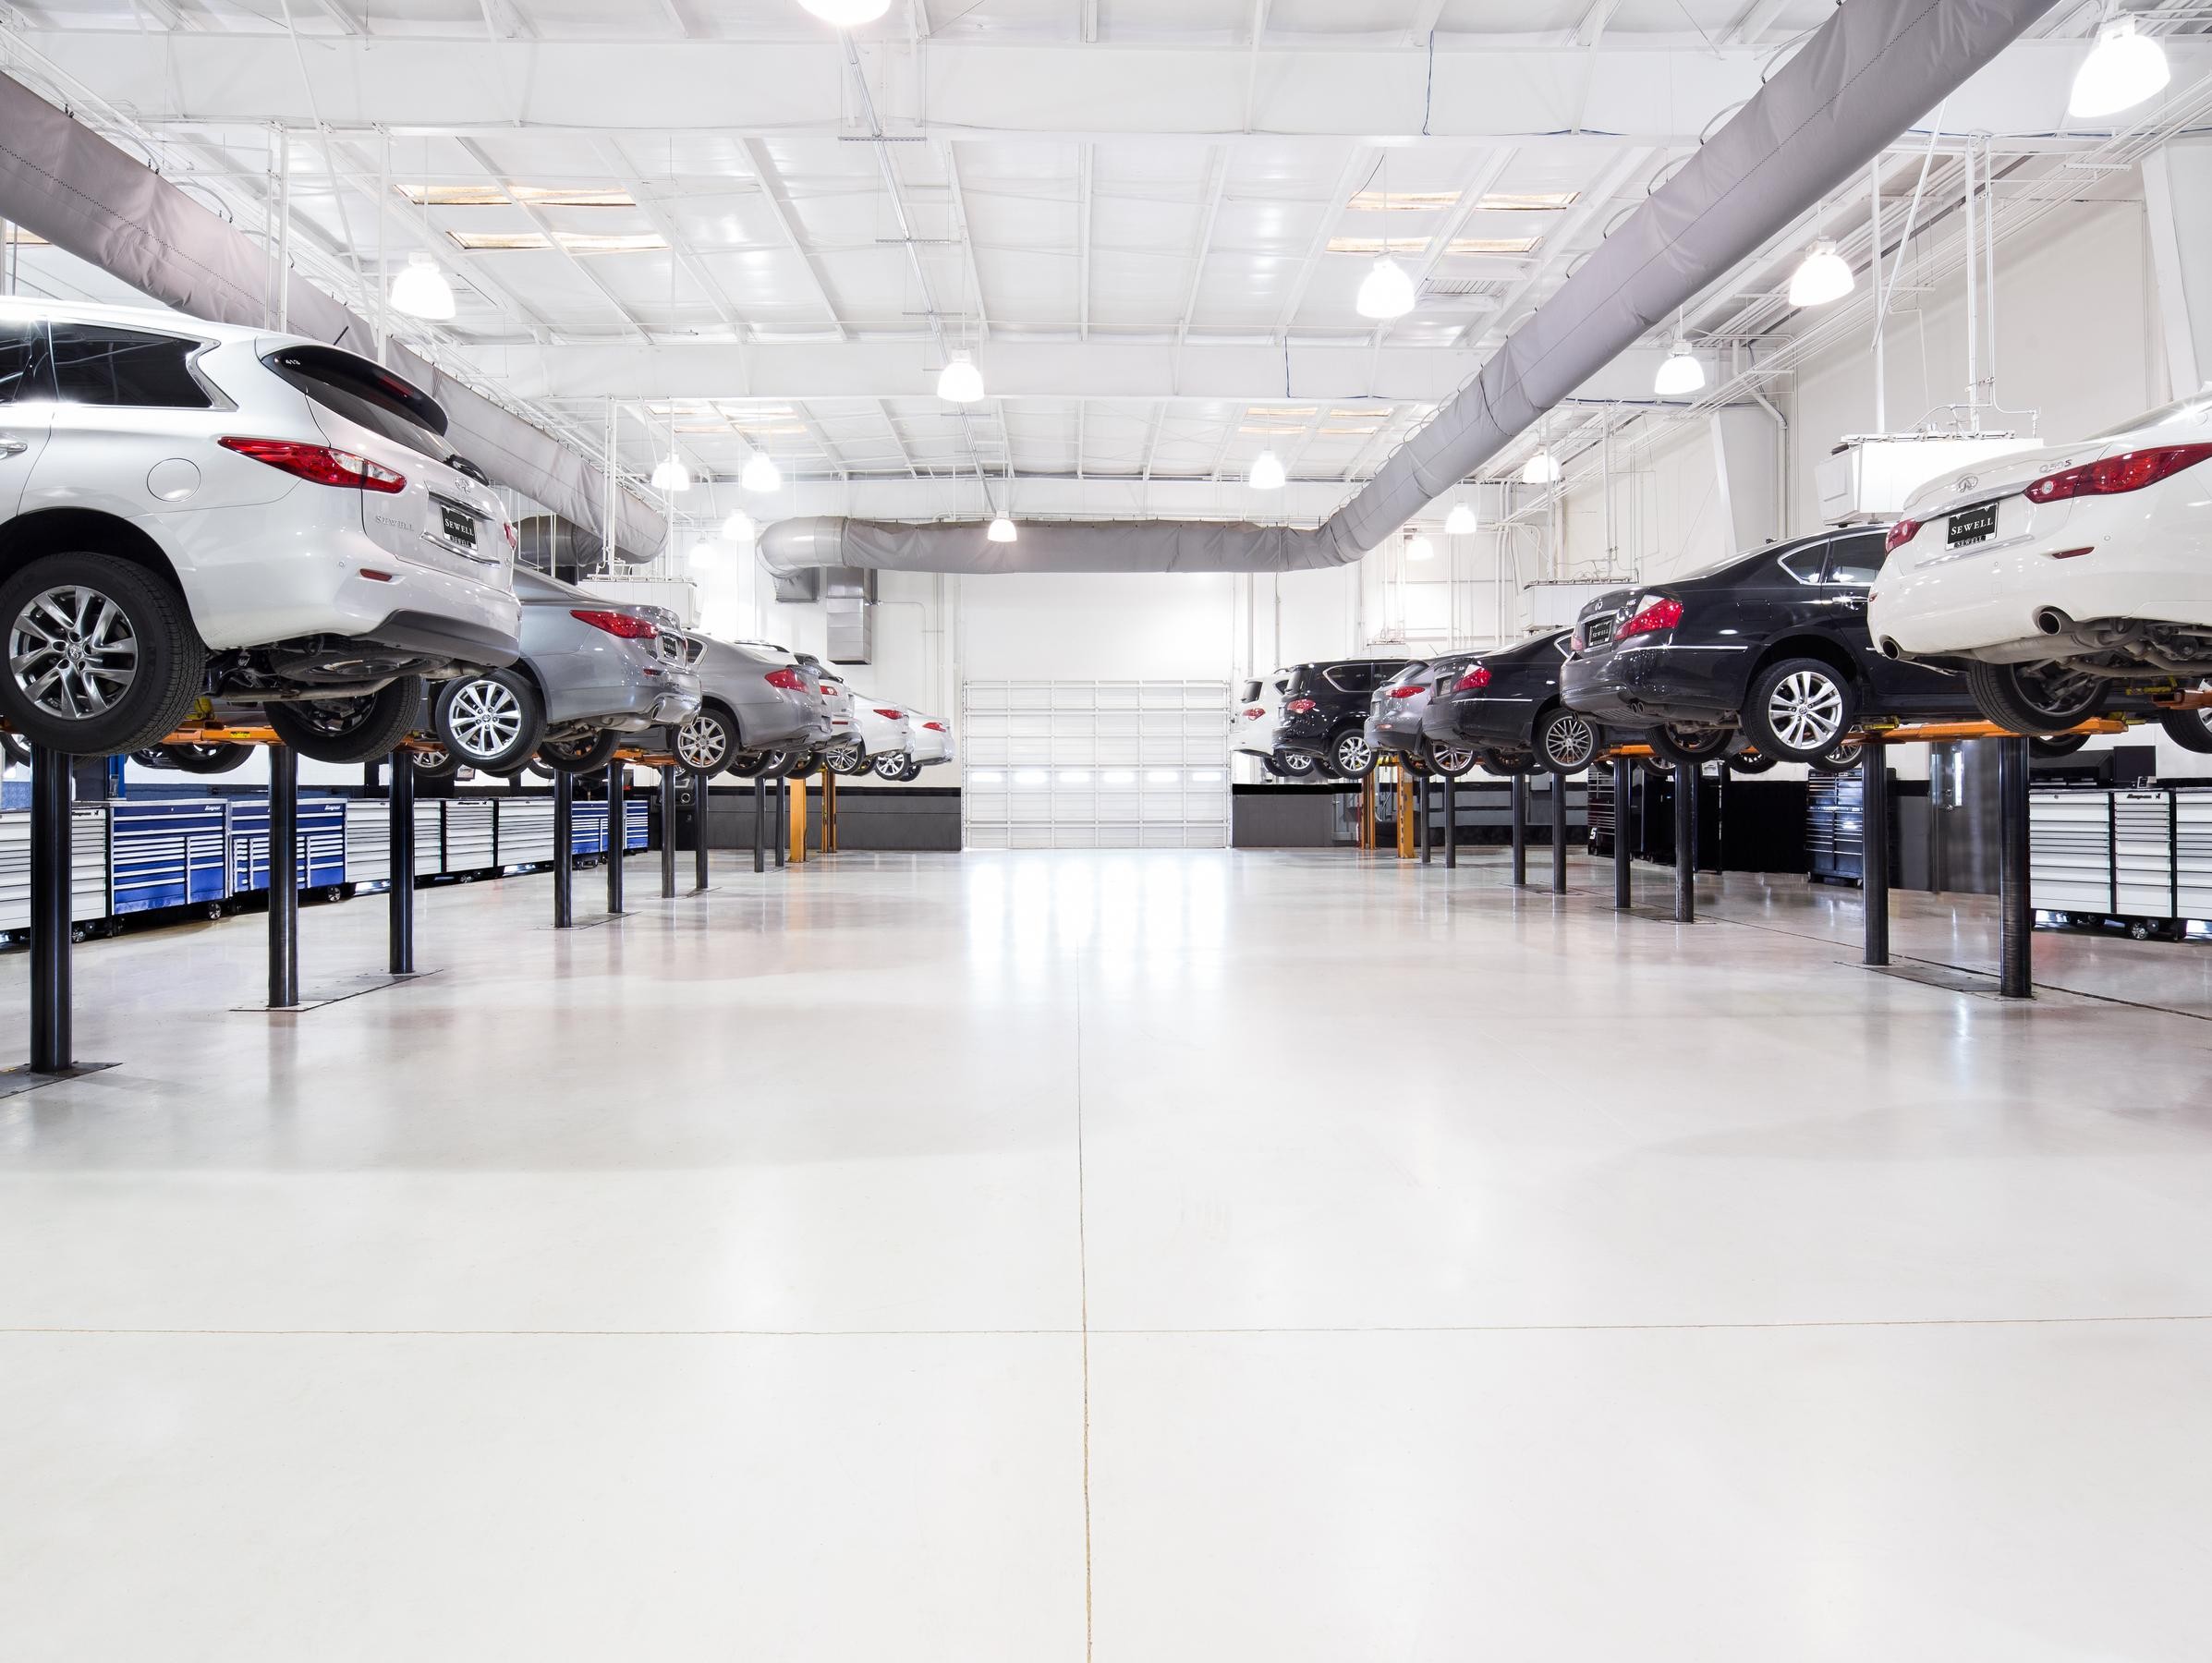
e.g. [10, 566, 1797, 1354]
[1236, 680, 1262, 703]
[263, 346, 451, 461]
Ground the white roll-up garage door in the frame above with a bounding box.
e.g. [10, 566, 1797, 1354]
[961, 680, 1231, 849]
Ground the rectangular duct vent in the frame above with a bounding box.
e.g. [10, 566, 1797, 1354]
[824, 565, 876, 663]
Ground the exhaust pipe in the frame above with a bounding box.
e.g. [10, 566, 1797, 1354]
[2036, 608, 2072, 636]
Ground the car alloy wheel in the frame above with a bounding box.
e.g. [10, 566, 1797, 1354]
[1966, 658, 2110, 734]
[445, 678, 525, 760]
[1429, 745, 1477, 777]
[1766, 669, 1847, 753]
[1276, 750, 1317, 777]
[872, 751, 909, 781]
[10, 583, 140, 721]
[1537, 709, 1597, 772]
[1332, 732, 1373, 776]
[675, 711, 732, 771]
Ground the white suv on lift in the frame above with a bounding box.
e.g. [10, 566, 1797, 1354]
[0, 298, 522, 759]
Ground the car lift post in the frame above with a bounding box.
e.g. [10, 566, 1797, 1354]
[552, 766, 575, 928]
[28, 743, 73, 1074]
[1998, 734, 2034, 998]
[1510, 774, 1527, 886]
[658, 768, 678, 898]
[753, 776, 768, 872]
[1550, 772, 1568, 893]
[267, 743, 300, 1008]
[1442, 771, 1456, 868]
[1419, 767, 1433, 865]
[1861, 741, 1890, 967]
[774, 773, 788, 868]
[1673, 760, 1697, 924]
[1612, 758, 1633, 910]
[605, 760, 626, 914]
[387, 745, 415, 974]
[692, 771, 711, 892]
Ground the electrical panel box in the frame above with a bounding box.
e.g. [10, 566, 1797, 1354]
[1816, 434, 2030, 522]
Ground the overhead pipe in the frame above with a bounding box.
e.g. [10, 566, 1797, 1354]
[761, 0, 2052, 577]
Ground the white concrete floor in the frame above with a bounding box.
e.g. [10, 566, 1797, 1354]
[2, 848, 2210, 1660]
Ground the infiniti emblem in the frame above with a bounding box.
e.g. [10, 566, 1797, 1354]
[1954, 474, 1978, 492]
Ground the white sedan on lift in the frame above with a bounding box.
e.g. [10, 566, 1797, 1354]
[874, 711, 953, 781]
[1869, 395, 2212, 747]
[825, 693, 911, 775]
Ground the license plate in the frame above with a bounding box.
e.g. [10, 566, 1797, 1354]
[1946, 501, 1999, 548]
[436, 500, 478, 546]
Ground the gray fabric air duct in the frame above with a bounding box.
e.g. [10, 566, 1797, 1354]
[762, 0, 2050, 577]
[0, 71, 665, 561]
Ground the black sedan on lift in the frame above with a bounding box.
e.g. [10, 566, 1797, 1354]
[1557, 526, 1987, 769]
[1419, 628, 1612, 774]
[1365, 655, 1484, 775]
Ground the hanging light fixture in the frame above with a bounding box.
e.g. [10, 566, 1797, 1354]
[1404, 532, 1436, 562]
[721, 510, 756, 541]
[937, 353, 985, 405]
[1356, 256, 1416, 321]
[1654, 336, 1706, 397]
[987, 514, 1018, 543]
[2069, 14, 2169, 118]
[1444, 502, 1477, 536]
[650, 452, 692, 492]
[742, 452, 783, 493]
[1522, 449, 1562, 485]
[798, 0, 891, 25]
[391, 252, 456, 321]
[1788, 238, 1854, 308]
[1249, 451, 1287, 491]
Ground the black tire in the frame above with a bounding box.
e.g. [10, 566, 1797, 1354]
[1270, 748, 1319, 780]
[824, 738, 869, 776]
[1808, 740, 1862, 775]
[1725, 747, 1778, 775]
[675, 706, 742, 775]
[1480, 748, 1538, 776]
[0, 551, 208, 756]
[409, 740, 462, 780]
[1645, 722, 1733, 769]
[137, 741, 252, 775]
[2030, 732, 2093, 759]
[872, 751, 910, 782]
[1531, 705, 1599, 774]
[899, 756, 924, 783]
[1, 731, 28, 768]
[1964, 659, 2109, 736]
[1424, 741, 1479, 778]
[538, 728, 622, 774]
[1742, 657, 1857, 763]
[267, 679, 426, 764]
[2157, 707, 2212, 755]
[1329, 728, 1376, 779]
[433, 668, 544, 771]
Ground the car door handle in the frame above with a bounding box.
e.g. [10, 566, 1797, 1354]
[0, 437, 28, 458]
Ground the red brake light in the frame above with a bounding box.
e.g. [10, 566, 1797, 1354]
[1243, 706, 1265, 719]
[820, 683, 836, 696]
[1386, 684, 1422, 698]
[764, 665, 808, 692]
[873, 708, 904, 720]
[219, 436, 406, 493]
[569, 608, 656, 640]
[1885, 518, 1920, 552]
[1616, 597, 1683, 640]
[923, 721, 947, 732]
[1454, 664, 1492, 692]
[2025, 443, 2212, 504]
[1285, 698, 1318, 713]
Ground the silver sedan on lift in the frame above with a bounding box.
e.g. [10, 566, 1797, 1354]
[669, 634, 833, 779]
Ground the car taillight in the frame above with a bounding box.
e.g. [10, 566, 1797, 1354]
[1242, 707, 1265, 719]
[219, 436, 406, 493]
[1286, 698, 1318, 713]
[873, 708, 904, 719]
[1454, 664, 1491, 692]
[503, 521, 518, 553]
[1616, 597, 1683, 640]
[820, 683, 836, 696]
[1884, 518, 1920, 552]
[924, 721, 947, 732]
[570, 609, 657, 639]
[2024, 443, 2212, 503]
[1387, 685, 1423, 699]
[764, 666, 808, 691]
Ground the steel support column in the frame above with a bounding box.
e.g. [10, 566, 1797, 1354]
[1550, 774, 1567, 893]
[1998, 734, 2033, 998]
[1420, 771, 1433, 865]
[1672, 761, 1696, 925]
[692, 771, 711, 892]
[1612, 758, 1633, 910]
[552, 768, 574, 927]
[754, 775, 768, 872]
[28, 743, 71, 1074]
[1442, 773, 1457, 868]
[1862, 745, 1890, 967]
[606, 761, 626, 914]
[387, 746, 415, 974]
[659, 768, 678, 898]
[1510, 774, 1527, 886]
[267, 744, 300, 1007]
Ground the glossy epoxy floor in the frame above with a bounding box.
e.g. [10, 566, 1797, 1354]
[3, 849, 2210, 1661]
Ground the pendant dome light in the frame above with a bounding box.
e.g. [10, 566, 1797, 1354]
[1444, 502, 1477, 536]
[722, 510, 756, 542]
[1356, 256, 1416, 322]
[937, 353, 985, 405]
[798, 0, 891, 25]
[1404, 532, 1435, 563]
[986, 514, 1018, 544]
[650, 453, 693, 492]
[1653, 320, 1707, 395]
[742, 452, 783, 493]
[1521, 449, 1562, 485]
[1249, 451, 1287, 491]
[2069, 15, 2169, 118]
[1788, 238, 1854, 308]
[391, 252, 456, 322]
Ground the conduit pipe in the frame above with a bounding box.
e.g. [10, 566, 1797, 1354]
[762, 0, 2051, 577]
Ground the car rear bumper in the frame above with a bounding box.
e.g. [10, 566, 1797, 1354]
[1364, 712, 1426, 755]
[1872, 535, 2212, 662]
[568, 665, 703, 732]
[1424, 694, 1537, 750]
[1560, 641, 1740, 726]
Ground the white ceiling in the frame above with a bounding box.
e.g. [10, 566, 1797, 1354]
[0, 0, 2193, 533]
